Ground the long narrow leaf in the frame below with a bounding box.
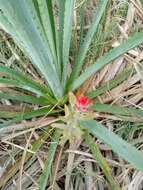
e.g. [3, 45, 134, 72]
[61, 0, 74, 88]
[72, 32, 143, 90]
[92, 103, 143, 118]
[80, 119, 143, 171]
[69, 0, 108, 85]
[84, 132, 121, 190]
[87, 69, 132, 98]
[25, 128, 52, 169]
[0, 107, 59, 128]
[0, 111, 18, 118]
[36, 0, 57, 63]
[0, 64, 50, 96]
[58, 0, 65, 67]
[39, 130, 61, 190]
[46, 0, 60, 76]
[0, 92, 48, 105]
[0, 0, 63, 98]
[0, 78, 56, 104]
[78, 1, 87, 49]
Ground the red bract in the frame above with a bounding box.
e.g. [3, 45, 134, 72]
[76, 95, 94, 112]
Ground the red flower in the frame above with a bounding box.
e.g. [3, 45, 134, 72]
[76, 95, 93, 112]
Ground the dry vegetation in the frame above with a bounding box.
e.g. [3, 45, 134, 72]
[0, 0, 143, 189]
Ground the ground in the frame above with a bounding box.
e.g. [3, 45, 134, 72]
[0, 0, 143, 189]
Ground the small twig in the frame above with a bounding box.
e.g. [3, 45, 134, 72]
[51, 145, 64, 190]
[18, 130, 34, 190]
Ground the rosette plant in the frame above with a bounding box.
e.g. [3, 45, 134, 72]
[0, 0, 143, 189]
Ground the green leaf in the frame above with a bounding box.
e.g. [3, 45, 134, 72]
[69, 0, 108, 85]
[0, 0, 63, 98]
[78, 1, 87, 48]
[0, 106, 59, 128]
[92, 103, 143, 118]
[87, 69, 132, 98]
[0, 63, 50, 97]
[84, 133, 121, 190]
[39, 130, 61, 190]
[72, 32, 143, 90]
[25, 128, 52, 169]
[36, 0, 57, 63]
[58, 0, 65, 67]
[61, 0, 74, 88]
[0, 76, 56, 104]
[0, 111, 18, 118]
[0, 92, 48, 105]
[80, 119, 143, 171]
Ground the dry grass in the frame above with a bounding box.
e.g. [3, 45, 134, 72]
[0, 0, 143, 189]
